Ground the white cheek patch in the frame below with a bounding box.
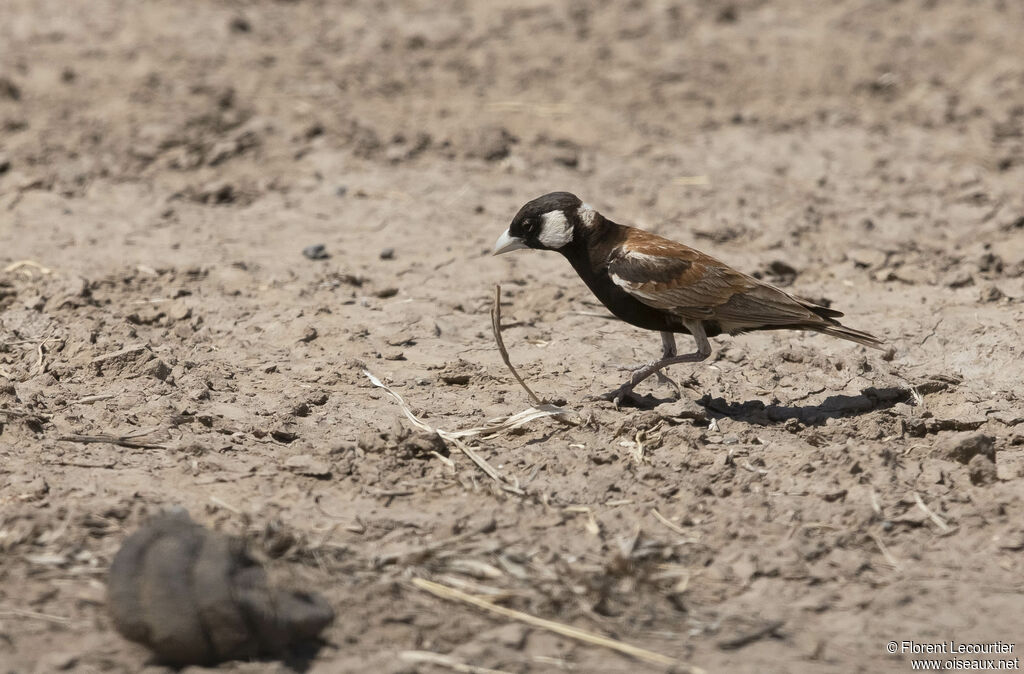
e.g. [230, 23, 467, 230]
[537, 211, 574, 248]
[578, 204, 596, 229]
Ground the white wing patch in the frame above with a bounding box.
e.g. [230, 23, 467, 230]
[618, 251, 666, 265]
[537, 210, 574, 249]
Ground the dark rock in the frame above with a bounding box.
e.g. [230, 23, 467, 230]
[945, 270, 974, 288]
[465, 125, 516, 161]
[980, 285, 1005, 303]
[0, 76, 21, 100]
[968, 454, 998, 486]
[302, 244, 329, 260]
[229, 15, 251, 33]
[935, 433, 996, 465]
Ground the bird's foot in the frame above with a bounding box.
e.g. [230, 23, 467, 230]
[616, 360, 657, 377]
[654, 370, 683, 398]
[585, 384, 650, 409]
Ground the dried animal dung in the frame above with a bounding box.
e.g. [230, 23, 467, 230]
[107, 510, 334, 666]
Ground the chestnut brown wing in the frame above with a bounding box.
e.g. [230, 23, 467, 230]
[607, 231, 830, 329]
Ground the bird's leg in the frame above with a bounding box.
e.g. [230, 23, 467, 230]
[615, 332, 678, 374]
[591, 322, 711, 406]
[652, 331, 679, 388]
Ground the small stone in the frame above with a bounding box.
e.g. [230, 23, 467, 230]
[768, 259, 798, 279]
[302, 244, 329, 260]
[146, 358, 172, 381]
[945, 270, 974, 288]
[167, 300, 192, 322]
[483, 623, 529, 649]
[657, 399, 708, 423]
[968, 454, 998, 486]
[980, 285, 1005, 303]
[466, 125, 516, 161]
[271, 429, 298, 443]
[34, 651, 78, 672]
[379, 247, 395, 260]
[229, 15, 251, 32]
[848, 248, 887, 269]
[284, 454, 331, 478]
[935, 433, 996, 465]
[298, 326, 318, 343]
[0, 76, 21, 100]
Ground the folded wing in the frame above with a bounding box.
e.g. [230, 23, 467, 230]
[606, 233, 844, 331]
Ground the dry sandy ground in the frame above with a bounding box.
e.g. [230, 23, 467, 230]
[2, 1, 1024, 672]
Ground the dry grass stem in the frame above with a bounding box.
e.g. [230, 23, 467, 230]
[412, 578, 702, 672]
[399, 650, 515, 674]
[3, 260, 53, 276]
[364, 370, 528, 494]
[869, 532, 900, 569]
[672, 175, 711, 186]
[490, 284, 541, 406]
[209, 496, 241, 514]
[651, 509, 690, 537]
[913, 492, 952, 533]
[716, 619, 785, 651]
[0, 607, 72, 624]
[490, 285, 576, 427]
[56, 427, 165, 450]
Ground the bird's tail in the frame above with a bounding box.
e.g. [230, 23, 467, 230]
[812, 323, 886, 350]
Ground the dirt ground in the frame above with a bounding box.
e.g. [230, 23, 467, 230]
[2, 1, 1024, 672]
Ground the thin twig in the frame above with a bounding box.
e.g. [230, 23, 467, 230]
[363, 371, 526, 495]
[569, 310, 618, 320]
[913, 492, 951, 533]
[491, 284, 542, 406]
[452, 438, 518, 492]
[651, 509, 690, 537]
[399, 651, 513, 674]
[60, 394, 117, 409]
[869, 532, 900, 569]
[3, 260, 52, 275]
[209, 496, 241, 514]
[375, 520, 496, 567]
[412, 578, 701, 672]
[57, 429, 165, 450]
[717, 620, 785, 651]
[0, 607, 71, 624]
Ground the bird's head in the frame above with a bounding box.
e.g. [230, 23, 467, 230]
[493, 192, 595, 255]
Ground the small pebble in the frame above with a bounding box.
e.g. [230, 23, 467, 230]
[379, 247, 395, 260]
[302, 244, 329, 260]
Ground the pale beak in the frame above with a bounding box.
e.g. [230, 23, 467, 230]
[492, 228, 528, 255]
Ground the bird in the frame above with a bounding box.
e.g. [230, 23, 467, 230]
[493, 191, 885, 406]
